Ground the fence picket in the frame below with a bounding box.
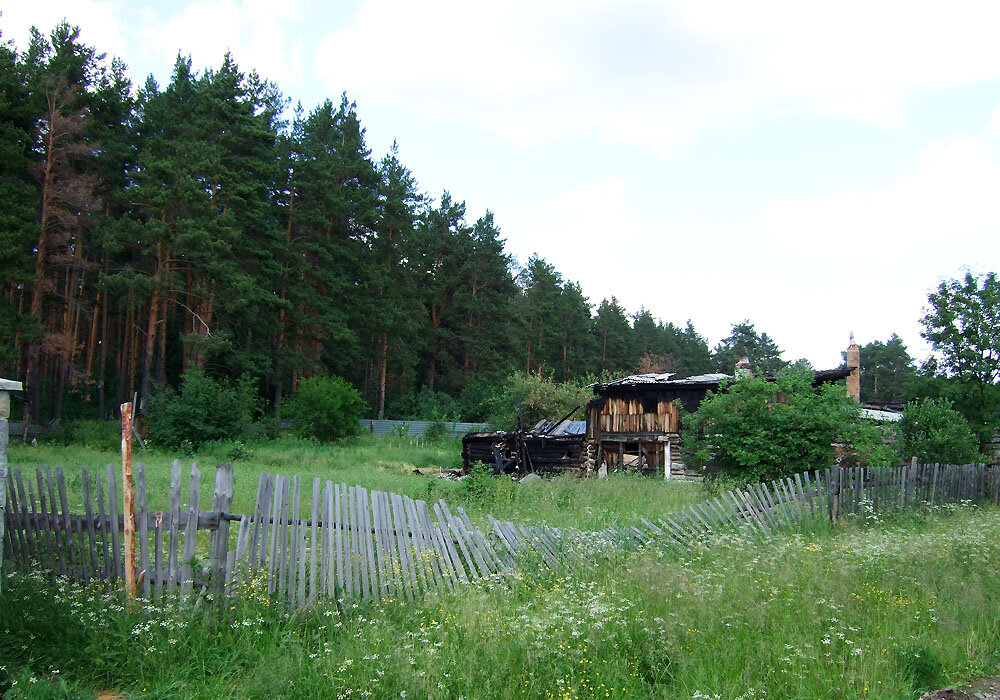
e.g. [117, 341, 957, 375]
[180, 463, 200, 597]
[135, 463, 150, 597]
[167, 460, 182, 594]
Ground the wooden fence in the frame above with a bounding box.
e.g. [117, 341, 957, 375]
[3, 461, 999, 608]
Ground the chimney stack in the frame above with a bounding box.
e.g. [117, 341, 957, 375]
[846, 333, 860, 403]
[735, 355, 752, 379]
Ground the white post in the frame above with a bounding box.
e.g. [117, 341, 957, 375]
[0, 378, 24, 586]
[664, 441, 672, 480]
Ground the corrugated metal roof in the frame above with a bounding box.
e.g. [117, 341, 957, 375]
[597, 372, 731, 390]
[358, 419, 490, 439]
[860, 408, 902, 423]
[530, 419, 588, 436]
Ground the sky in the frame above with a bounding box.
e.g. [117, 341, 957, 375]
[4, 0, 999, 370]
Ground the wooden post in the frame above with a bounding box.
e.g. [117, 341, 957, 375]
[0, 378, 23, 588]
[664, 441, 672, 480]
[121, 401, 136, 598]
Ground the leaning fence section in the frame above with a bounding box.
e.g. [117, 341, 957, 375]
[3, 461, 999, 609]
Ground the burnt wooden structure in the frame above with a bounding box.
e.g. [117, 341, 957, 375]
[586, 368, 856, 475]
[586, 373, 729, 475]
[462, 420, 587, 474]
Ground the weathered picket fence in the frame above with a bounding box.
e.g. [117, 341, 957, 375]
[3, 461, 999, 608]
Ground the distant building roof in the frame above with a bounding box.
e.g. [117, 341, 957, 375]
[596, 373, 730, 391]
[860, 407, 903, 422]
[530, 419, 588, 436]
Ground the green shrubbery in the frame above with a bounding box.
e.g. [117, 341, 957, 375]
[897, 397, 981, 464]
[683, 371, 882, 483]
[146, 368, 257, 451]
[284, 375, 366, 442]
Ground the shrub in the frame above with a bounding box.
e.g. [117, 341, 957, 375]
[285, 375, 366, 442]
[146, 369, 257, 451]
[49, 419, 120, 450]
[683, 371, 875, 484]
[897, 397, 981, 464]
[488, 372, 593, 431]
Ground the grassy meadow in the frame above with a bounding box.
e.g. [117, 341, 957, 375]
[3, 436, 1000, 699]
[4, 435, 704, 531]
[2, 504, 999, 699]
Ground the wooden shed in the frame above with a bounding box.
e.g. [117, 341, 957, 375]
[585, 373, 729, 476]
[585, 367, 856, 476]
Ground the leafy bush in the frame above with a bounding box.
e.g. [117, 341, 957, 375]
[146, 369, 257, 451]
[488, 372, 593, 430]
[897, 397, 981, 464]
[285, 375, 366, 442]
[424, 421, 449, 443]
[682, 371, 877, 484]
[49, 419, 120, 450]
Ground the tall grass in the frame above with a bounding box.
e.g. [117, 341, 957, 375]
[3, 505, 999, 699]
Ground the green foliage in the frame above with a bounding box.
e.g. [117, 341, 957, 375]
[488, 372, 594, 431]
[683, 372, 873, 483]
[897, 397, 980, 465]
[919, 271, 1000, 446]
[713, 320, 787, 375]
[49, 419, 120, 451]
[285, 375, 367, 442]
[856, 333, 916, 404]
[386, 386, 462, 421]
[146, 368, 257, 450]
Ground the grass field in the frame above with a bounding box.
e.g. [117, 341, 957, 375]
[4, 438, 999, 699]
[2, 503, 999, 699]
[4, 436, 704, 531]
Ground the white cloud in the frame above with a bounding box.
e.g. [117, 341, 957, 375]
[760, 137, 1000, 259]
[315, 0, 1000, 155]
[1, 0, 129, 64]
[135, 0, 309, 89]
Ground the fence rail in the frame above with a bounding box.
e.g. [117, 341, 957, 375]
[4, 461, 999, 608]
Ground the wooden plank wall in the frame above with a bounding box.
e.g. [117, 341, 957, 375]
[596, 397, 679, 434]
[3, 462, 999, 610]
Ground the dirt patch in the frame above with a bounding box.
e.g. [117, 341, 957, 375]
[97, 691, 124, 700]
[921, 678, 1000, 700]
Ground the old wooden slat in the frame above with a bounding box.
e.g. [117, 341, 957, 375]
[457, 506, 503, 575]
[165, 460, 182, 594]
[388, 493, 415, 600]
[347, 486, 365, 598]
[404, 495, 438, 592]
[210, 463, 234, 602]
[338, 483, 353, 598]
[296, 514, 307, 607]
[153, 510, 163, 599]
[778, 479, 801, 526]
[380, 492, 404, 598]
[766, 481, 793, 529]
[425, 501, 459, 589]
[232, 513, 250, 592]
[94, 472, 111, 582]
[427, 502, 464, 583]
[54, 468, 79, 576]
[287, 475, 301, 606]
[135, 463, 151, 597]
[41, 467, 64, 574]
[750, 484, 779, 530]
[370, 490, 389, 597]
[439, 501, 479, 580]
[180, 463, 200, 597]
[736, 489, 769, 533]
[331, 482, 343, 596]
[10, 468, 32, 565]
[247, 474, 267, 573]
[106, 463, 124, 581]
[26, 477, 50, 569]
[415, 500, 452, 589]
[361, 487, 379, 597]
[276, 475, 291, 598]
[489, 514, 520, 560]
[715, 491, 750, 534]
[320, 483, 332, 598]
[442, 501, 485, 578]
[79, 467, 99, 579]
[304, 477, 318, 604]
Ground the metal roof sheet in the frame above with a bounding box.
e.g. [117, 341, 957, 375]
[530, 419, 588, 436]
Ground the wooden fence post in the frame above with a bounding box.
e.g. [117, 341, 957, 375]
[121, 402, 136, 598]
[830, 469, 841, 524]
[0, 378, 23, 589]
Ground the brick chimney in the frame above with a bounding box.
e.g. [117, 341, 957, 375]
[846, 333, 860, 403]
